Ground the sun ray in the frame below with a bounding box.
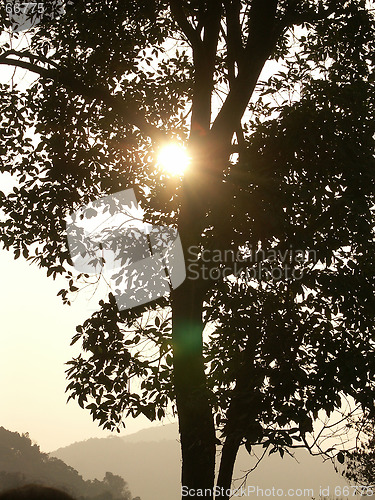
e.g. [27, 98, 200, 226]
[157, 143, 190, 176]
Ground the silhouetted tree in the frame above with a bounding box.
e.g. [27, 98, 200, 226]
[0, 429, 134, 500]
[1, 2, 375, 499]
[343, 420, 375, 494]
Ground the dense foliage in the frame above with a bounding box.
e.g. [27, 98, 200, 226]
[1, 0, 375, 497]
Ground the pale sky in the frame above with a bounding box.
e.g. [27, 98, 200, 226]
[0, 245, 164, 452]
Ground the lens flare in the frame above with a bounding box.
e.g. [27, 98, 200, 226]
[157, 144, 190, 176]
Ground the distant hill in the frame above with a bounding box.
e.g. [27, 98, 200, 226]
[0, 427, 140, 500]
[121, 423, 179, 444]
[52, 428, 181, 500]
[51, 423, 350, 500]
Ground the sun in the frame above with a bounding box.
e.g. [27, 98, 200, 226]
[157, 143, 190, 176]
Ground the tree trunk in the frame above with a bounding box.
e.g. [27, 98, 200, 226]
[170, 145, 218, 497]
[215, 327, 264, 499]
[172, 275, 216, 499]
[215, 434, 242, 500]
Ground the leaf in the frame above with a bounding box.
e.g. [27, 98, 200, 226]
[245, 441, 252, 455]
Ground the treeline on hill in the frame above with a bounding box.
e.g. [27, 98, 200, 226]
[0, 427, 140, 500]
[344, 427, 375, 489]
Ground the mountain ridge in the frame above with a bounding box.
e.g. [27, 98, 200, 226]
[0, 426, 138, 499]
[50, 423, 349, 500]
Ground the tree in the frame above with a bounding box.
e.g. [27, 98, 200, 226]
[0, 427, 135, 499]
[101, 472, 130, 500]
[343, 419, 375, 496]
[1, 1, 375, 499]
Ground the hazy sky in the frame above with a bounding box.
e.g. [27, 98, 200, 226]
[0, 245, 166, 452]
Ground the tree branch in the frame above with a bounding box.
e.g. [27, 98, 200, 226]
[168, 0, 202, 50]
[0, 54, 165, 142]
[211, 0, 281, 145]
[0, 55, 51, 78]
[190, 0, 222, 138]
[224, 0, 244, 85]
